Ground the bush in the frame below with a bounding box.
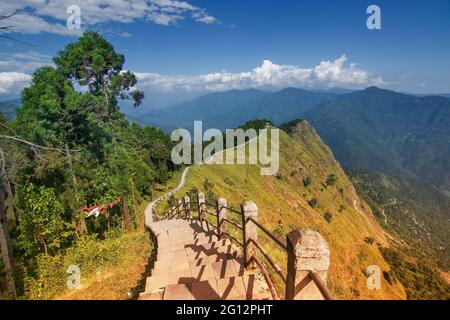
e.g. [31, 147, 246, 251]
[24, 254, 66, 300]
[364, 237, 375, 245]
[224, 177, 235, 186]
[326, 174, 338, 187]
[308, 198, 318, 208]
[303, 177, 312, 187]
[324, 212, 333, 223]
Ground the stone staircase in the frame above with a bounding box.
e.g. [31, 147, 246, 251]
[139, 218, 271, 300]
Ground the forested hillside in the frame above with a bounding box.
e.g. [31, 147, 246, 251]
[0, 32, 177, 299]
[350, 170, 450, 299]
[307, 87, 450, 192]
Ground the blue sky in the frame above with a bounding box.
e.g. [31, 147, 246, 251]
[0, 0, 449, 104]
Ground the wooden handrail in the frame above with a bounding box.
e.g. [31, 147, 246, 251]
[204, 202, 216, 207]
[223, 206, 242, 215]
[246, 216, 288, 251]
[309, 271, 333, 300]
[248, 238, 287, 283]
[159, 191, 332, 300]
[251, 256, 280, 300]
[222, 217, 242, 230]
[222, 232, 244, 247]
[204, 210, 216, 217]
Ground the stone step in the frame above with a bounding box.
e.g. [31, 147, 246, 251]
[144, 216, 270, 301]
[138, 289, 164, 300]
[162, 275, 271, 300]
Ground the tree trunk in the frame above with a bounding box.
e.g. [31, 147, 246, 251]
[0, 186, 17, 299]
[122, 194, 130, 232]
[5, 178, 18, 226]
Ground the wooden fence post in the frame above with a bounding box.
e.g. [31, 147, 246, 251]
[285, 229, 330, 300]
[123, 194, 131, 231]
[241, 201, 258, 269]
[184, 195, 191, 218]
[216, 198, 227, 239]
[198, 192, 206, 221]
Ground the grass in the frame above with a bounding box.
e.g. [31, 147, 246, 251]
[55, 231, 153, 300]
[156, 122, 407, 299]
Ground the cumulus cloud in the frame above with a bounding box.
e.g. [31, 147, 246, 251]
[0, 54, 386, 98]
[0, 51, 53, 73]
[135, 55, 387, 93]
[0, 72, 31, 94]
[0, 0, 219, 36]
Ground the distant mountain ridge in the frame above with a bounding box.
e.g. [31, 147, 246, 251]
[306, 87, 450, 191]
[138, 87, 337, 131]
[137, 86, 450, 192]
[0, 99, 21, 121]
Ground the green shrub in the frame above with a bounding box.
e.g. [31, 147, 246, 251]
[326, 174, 338, 187]
[224, 177, 234, 186]
[24, 254, 66, 300]
[364, 237, 375, 245]
[303, 177, 312, 187]
[324, 212, 333, 223]
[308, 198, 318, 208]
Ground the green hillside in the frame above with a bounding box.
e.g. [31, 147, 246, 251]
[307, 87, 450, 192]
[140, 88, 336, 132]
[157, 120, 407, 300]
[349, 169, 450, 299]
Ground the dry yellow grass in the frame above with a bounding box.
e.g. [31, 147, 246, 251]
[57, 230, 152, 300]
[156, 122, 407, 300]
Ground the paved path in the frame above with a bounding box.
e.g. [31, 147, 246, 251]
[145, 166, 191, 227]
[141, 134, 271, 300]
[139, 218, 271, 300]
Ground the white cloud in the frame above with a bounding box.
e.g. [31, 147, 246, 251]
[0, 0, 219, 36]
[0, 72, 31, 94]
[0, 55, 386, 98]
[0, 51, 52, 73]
[135, 55, 387, 93]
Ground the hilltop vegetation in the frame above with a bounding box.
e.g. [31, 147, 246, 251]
[0, 32, 176, 299]
[157, 120, 407, 299]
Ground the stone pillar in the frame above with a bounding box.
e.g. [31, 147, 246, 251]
[198, 192, 206, 221]
[216, 198, 227, 239]
[241, 201, 258, 269]
[183, 195, 191, 218]
[285, 229, 330, 300]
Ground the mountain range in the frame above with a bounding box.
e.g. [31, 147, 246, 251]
[0, 99, 20, 121]
[134, 87, 450, 192]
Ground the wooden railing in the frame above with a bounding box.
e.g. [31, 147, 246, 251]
[161, 191, 333, 300]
